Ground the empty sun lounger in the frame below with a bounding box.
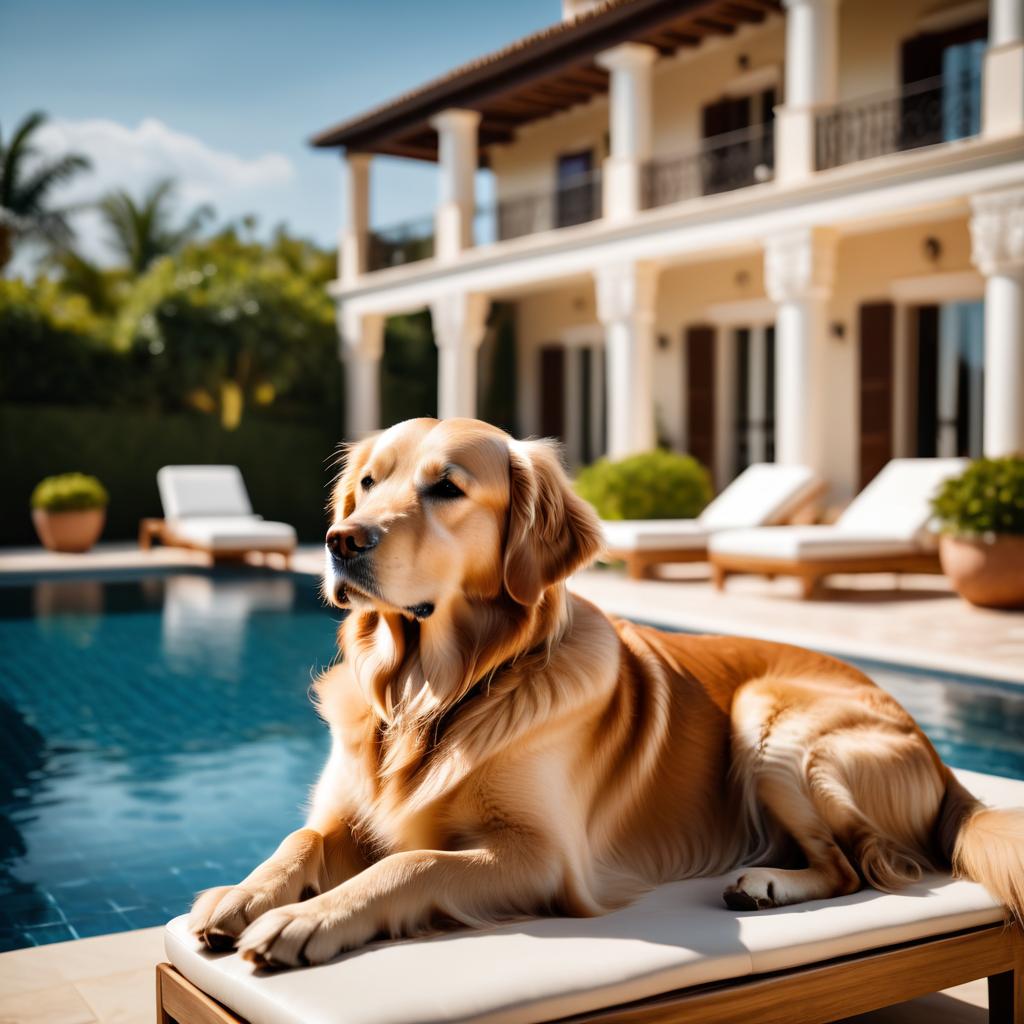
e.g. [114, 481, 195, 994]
[601, 462, 824, 579]
[708, 457, 967, 598]
[159, 767, 1024, 1024]
[139, 466, 297, 566]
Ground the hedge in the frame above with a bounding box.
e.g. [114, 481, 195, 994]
[1, 404, 341, 546]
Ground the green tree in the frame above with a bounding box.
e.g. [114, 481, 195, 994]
[0, 111, 91, 272]
[98, 177, 213, 274]
[113, 227, 339, 428]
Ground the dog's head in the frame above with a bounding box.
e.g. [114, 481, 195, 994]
[325, 417, 602, 621]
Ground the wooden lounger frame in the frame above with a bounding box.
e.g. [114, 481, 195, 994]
[709, 550, 943, 599]
[139, 518, 295, 569]
[604, 481, 826, 581]
[156, 921, 1024, 1024]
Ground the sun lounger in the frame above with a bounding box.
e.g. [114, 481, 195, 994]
[139, 466, 297, 566]
[708, 458, 966, 598]
[159, 766, 1024, 1024]
[601, 463, 824, 579]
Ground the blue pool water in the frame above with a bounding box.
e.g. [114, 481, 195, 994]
[0, 571, 1022, 951]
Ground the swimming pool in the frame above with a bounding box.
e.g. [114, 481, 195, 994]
[0, 571, 1022, 951]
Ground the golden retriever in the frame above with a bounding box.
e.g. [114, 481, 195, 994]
[189, 416, 1024, 969]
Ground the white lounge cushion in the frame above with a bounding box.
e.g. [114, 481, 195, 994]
[602, 519, 709, 551]
[158, 465, 255, 520]
[709, 526, 923, 562]
[169, 516, 296, 552]
[165, 769, 1020, 1024]
[835, 458, 967, 540]
[699, 463, 819, 530]
[600, 464, 820, 553]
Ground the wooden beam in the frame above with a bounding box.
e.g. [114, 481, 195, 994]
[660, 28, 702, 46]
[722, 2, 767, 22]
[530, 81, 595, 103]
[694, 15, 737, 34]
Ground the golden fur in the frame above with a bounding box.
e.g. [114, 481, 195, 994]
[189, 417, 1024, 968]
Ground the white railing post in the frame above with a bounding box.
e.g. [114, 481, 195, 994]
[340, 153, 371, 284]
[431, 293, 490, 419]
[594, 261, 659, 457]
[970, 187, 1024, 456]
[596, 43, 658, 222]
[984, 0, 1024, 137]
[431, 109, 481, 262]
[339, 306, 384, 439]
[775, 0, 840, 184]
[764, 227, 837, 475]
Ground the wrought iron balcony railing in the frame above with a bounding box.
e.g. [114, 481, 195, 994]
[367, 216, 435, 271]
[641, 123, 775, 211]
[815, 71, 982, 171]
[475, 168, 603, 245]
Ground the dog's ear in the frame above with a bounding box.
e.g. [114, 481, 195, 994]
[503, 439, 603, 607]
[333, 435, 377, 520]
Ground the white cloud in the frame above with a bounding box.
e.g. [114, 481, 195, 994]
[23, 117, 296, 266]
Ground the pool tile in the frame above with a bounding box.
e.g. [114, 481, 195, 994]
[24, 923, 77, 946]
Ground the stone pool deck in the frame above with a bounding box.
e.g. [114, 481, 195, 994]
[0, 542, 1021, 1022]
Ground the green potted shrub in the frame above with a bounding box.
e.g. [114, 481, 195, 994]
[30, 473, 109, 553]
[931, 456, 1024, 609]
[575, 450, 712, 520]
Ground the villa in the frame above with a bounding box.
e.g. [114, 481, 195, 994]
[314, 0, 1024, 502]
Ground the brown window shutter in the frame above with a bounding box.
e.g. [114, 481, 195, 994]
[686, 325, 716, 473]
[858, 302, 895, 488]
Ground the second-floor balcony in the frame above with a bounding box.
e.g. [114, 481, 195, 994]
[475, 169, 603, 245]
[815, 71, 982, 172]
[642, 123, 775, 211]
[367, 216, 435, 272]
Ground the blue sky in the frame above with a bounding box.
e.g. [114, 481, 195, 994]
[0, 0, 556, 264]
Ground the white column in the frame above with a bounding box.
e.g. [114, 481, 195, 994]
[430, 292, 490, 420]
[430, 109, 480, 262]
[594, 261, 659, 458]
[970, 187, 1024, 456]
[764, 228, 837, 474]
[595, 43, 657, 222]
[338, 307, 383, 439]
[775, 0, 839, 184]
[339, 153, 371, 284]
[984, 0, 1024, 137]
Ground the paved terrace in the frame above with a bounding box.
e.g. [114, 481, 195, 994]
[0, 542, 1020, 1023]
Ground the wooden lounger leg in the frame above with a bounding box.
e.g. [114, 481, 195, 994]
[625, 553, 648, 580]
[988, 932, 1024, 1023]
[799, 574, 821, 600]
[711, 564, 727, 592]
[156, 963, 242, 1024]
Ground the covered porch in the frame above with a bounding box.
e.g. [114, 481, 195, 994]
[337, 183, 1024, 503]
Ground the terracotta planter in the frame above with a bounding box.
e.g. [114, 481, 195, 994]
[939, 534, 1024, 610]
[31, 507, 106, 553]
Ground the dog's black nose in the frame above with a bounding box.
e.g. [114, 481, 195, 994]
[326, 523, 381, 559]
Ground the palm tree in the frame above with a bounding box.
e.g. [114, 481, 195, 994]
[0, 111, 92, 272]
[99, 178, 213, 274]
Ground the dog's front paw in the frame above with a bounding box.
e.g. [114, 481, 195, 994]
[189, 883, 302, 951]
[723, 871, 778, 911]
[237, 897, 373, 968]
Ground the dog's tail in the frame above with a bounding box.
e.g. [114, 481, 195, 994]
[938, 771, 1024, 922]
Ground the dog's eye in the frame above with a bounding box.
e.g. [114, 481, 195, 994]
[360, 475, 374, 491]
[427, 478, 463, 500]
